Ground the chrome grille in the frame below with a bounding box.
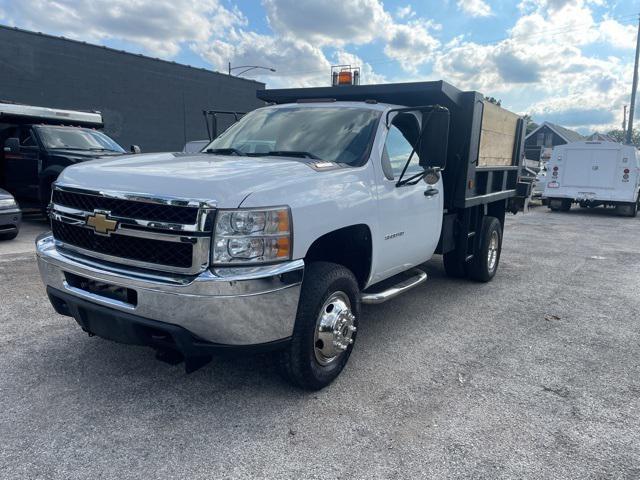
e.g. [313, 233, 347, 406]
[51, 220, 194, 268]
[49, 185, 215, 274]
[52, 189, 199, 224]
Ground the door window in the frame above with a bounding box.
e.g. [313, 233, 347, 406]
[19, 128, 37, 148]
[383, 114, 422, 179]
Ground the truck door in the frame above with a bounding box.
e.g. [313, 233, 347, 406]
[3, 127, 40, 200]
[589, 147, 617, 190]
[372, 114, 443, 280]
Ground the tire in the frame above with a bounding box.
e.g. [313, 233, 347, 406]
[559, 199, 572, 212]
[0, 230, 18, 241]
[549, 199, 562, 211]
[443, 251, 467, 278]
[616, 202, 638, 217]
[279, 262, 360, 390]
[467, 216, 502, 283]
[549, 199, 571, 212]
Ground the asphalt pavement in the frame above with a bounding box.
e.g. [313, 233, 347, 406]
[1, 206, 639, 479]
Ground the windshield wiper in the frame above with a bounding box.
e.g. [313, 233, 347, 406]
[205, 147, 244, 156]
[49, 147, 90, 151]
[261, 150, 321, 160]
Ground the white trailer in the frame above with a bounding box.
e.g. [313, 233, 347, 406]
[543, 141, 640, 217]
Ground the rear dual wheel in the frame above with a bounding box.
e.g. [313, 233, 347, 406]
[549, 199, 571, 212]
[615, 202, 638, 218]
[467, 217, 502, 282]
[280, 262, 360, 390]
[443, 216, 502, 283]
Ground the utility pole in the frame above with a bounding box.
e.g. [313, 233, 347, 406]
[626, 14, 640, 144]
[622, 105, 627, 132]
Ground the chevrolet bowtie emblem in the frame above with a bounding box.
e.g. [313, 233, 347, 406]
[86, 211, 118, 235]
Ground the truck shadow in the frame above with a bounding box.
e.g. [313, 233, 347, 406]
[547, 207, 635, 218]
[29, 257, 472, 411]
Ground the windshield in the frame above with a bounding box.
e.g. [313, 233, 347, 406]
[205, 106, 381, 165]
[36, 126, 126, 153]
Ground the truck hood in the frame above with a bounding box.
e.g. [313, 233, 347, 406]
[57, 152, 329, 207]
[48, 149, 124, 163]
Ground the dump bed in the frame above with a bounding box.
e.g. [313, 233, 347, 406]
[258, 81, 526, 210]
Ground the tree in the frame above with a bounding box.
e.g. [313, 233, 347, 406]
[522, 114, 539, 134]
[607, 128, 640, 145]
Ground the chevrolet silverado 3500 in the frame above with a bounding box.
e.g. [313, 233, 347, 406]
[36, 81, 529, 389]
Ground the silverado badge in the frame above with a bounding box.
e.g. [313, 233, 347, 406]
[86, 211, 118, 236]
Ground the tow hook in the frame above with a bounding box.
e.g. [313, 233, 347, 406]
[155, 349, 212, 374]
[81, 327, 95, 337]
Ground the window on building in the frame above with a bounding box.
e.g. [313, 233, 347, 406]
[544, 132, 553, 147]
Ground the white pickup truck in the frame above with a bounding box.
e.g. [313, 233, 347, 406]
[36, 81, 529, 389]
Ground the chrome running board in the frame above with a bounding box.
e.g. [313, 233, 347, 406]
[361, 268, 427, 305]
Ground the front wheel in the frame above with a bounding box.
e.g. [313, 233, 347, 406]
[0, 230, 18, 241]
[279, 262, 360, 390]
[467, 216, 502, 282]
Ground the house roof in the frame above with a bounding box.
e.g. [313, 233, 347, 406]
[525, 121, 585, 143]
[585, 132, 617, 142]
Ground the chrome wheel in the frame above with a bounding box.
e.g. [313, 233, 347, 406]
[487, 230, 499, 272]
[314, 291, 356, 366]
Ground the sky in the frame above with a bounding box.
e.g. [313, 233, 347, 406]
[0, 0, 638, 134]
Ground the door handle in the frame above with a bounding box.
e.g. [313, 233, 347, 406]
[424, 187, 439, 197]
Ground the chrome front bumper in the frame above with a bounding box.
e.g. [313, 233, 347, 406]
[36, 233, 303, 345]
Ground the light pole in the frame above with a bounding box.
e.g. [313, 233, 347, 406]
[228, 63, 276, 77]
[626, 15, 640, 144]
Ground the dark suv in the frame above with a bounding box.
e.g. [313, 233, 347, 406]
[1, 124, 128, 208]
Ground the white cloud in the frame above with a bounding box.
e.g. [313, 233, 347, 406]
[194, 29, 331, 88]
[395, 5, 416, 19]
[457, 0, 493, 17]
[434, 0, 634, 131]
[599, 18, 637, 49]
[384, 20, 440, 73]
[262, 0, 392, 46]
[0, 0, 245, 57]
[262, 0, 440, 73]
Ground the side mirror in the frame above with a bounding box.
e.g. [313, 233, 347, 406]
[3, 138, 20, 154]
[419, 108, 449, 170]
[130, 145, 141, 154]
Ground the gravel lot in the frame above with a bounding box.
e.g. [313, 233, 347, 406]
[1, 207, 639, 479]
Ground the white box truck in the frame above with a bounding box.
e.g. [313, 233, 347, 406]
[543, 141, 640, 217]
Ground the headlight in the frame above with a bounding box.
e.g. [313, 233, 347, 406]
[213, 207, 291, 265]
[0, 198, 17, 209]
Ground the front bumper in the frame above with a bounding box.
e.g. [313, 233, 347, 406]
[0, 208, 21, 233]
[36, 233, 303, 347]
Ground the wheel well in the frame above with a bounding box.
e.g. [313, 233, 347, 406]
[487, 200, 506, 229]
[305, 225, 372, 288]
[39, 170, 61, 204]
